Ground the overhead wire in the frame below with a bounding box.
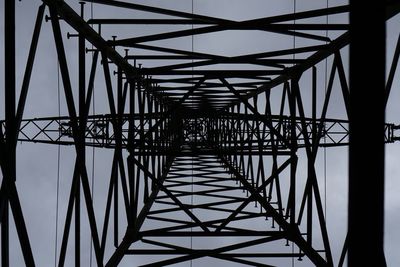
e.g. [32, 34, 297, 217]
[190, 1, 194, 267]
[54, 46, 61, 267]
[322, 1, 329, 264]
[292, 0, 296, 266]
[89, 2, 95, 267]
[324, 0, 329, 222]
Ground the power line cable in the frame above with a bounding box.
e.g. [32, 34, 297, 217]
[54, 52, 61, 267]
[324, 0, 329, 223]
[89, 2, 95, 267]
[190, 2, 194, 267]
[292, 0, 296, 266]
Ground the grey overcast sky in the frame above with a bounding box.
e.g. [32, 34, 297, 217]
[1, 0, 400, 266]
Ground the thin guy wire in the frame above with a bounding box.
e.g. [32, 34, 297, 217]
[54, 57, 61, 267]
[89, 2, 95, 267]
[190, 1, 194, 267]
[324, 0, 329, 223]
[292, 0, 296, 266]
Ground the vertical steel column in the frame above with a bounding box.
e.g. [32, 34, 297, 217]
[3, 0, 15, 265]
[1, 203, 8, 267]
[0, 197, 8, 267]
[5, 0, 16, 174]
[348, 1, 386, 266]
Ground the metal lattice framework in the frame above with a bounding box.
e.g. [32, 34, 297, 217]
[0, 0, 397, 266]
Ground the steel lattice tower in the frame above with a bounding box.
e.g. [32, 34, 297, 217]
[0, 0, 396, 266]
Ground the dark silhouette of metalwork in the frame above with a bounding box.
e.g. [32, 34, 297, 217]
[0, 0, 398, 266]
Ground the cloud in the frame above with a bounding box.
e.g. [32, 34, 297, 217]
[1, 1, 398, 267]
